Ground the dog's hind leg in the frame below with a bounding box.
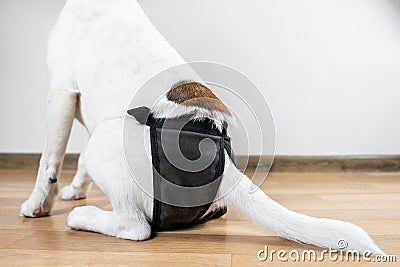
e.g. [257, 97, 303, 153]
[67, 206, 151, 241]
[20, 87, 78, 217]
[60, 153, 92, 200]
[65, 118, 153, 240]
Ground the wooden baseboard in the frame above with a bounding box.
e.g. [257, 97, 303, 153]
[0, 153, 399, 172]
[0, 154, 79, 170]
[236, 155, 400, 172]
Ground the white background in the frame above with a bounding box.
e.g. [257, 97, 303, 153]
[1, 0, 399, 155]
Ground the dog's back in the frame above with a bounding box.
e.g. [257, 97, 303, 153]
[48, 0, 186, 132]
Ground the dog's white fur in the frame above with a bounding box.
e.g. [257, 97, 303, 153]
[20, 0, 384, 254]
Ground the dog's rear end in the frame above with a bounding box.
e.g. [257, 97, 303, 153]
[155, 81, 384, 254]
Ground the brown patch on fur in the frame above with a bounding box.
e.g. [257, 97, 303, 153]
[167, 81, 231, 115]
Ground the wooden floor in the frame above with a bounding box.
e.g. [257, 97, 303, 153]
[0, 169, 399, 266]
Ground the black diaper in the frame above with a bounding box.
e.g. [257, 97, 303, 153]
[127, 107, 234, 231]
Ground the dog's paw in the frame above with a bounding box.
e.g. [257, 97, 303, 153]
[66, 206, 88, 229]
[67, 206, 152, 241]
[20, 185, 58, 217]
[20, 195, 51, 217]
[116, 223, 152, 241]
[61, 184, 87, 200]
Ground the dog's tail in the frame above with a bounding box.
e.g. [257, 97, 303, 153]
[219, 160, 385, 255]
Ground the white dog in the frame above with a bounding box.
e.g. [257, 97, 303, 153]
[20, 0, 383, 254]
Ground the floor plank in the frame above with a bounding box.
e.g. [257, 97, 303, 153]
[0, 169, 399, 266]
[0, 249, 231, 267]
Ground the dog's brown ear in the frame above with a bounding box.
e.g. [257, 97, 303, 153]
[127, 106, 151, 125]
[167, 81, 231, 115]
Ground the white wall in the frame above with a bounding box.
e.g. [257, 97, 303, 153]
[1, 0, 400, 155]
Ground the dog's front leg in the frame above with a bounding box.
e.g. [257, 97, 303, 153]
[61, 153, 92, 200]
[20, 89, 78, 217]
